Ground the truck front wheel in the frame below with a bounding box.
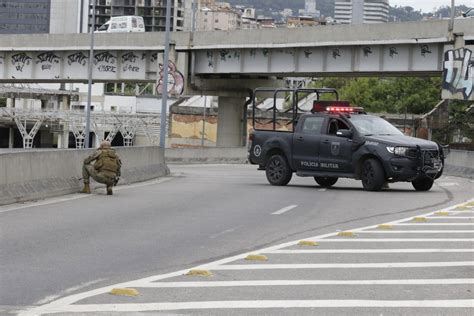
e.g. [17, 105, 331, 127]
[266, 155, 292, 186]
[361, 158, 385, 191]
[412, 177, 434, 191]
[314, 177, 338, 187]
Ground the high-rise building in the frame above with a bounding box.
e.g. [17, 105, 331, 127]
[335, 0, 389, 24]
[88, 0, 185, 32]
[0, 0, 51, 34]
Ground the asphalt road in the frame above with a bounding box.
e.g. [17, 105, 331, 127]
[1, 164, 473, 315]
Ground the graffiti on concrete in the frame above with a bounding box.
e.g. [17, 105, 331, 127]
[304, 50, 312, 58]
[219, 49, 229, 61]
[67, 52, 88, 66]
[420, 44, 432, 57]
[121, 52, 140, 72]
[11, 53, 32, 72]
[36, 52, 60, 71]
[443, 48, 473, 100]
[332, 48, 341, 59]
[206, 51, 214, 68]
[389, 47, 398, 58]
[157, 60, 184, 96]
[94, 52, 117, 73]
[363, 46, 373, 57]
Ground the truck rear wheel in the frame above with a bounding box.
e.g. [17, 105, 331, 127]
[361, 158, 385, 191]
[412, 177, 434, 191]
[266, 155, 292, 186]
[314, 177, 338, 187]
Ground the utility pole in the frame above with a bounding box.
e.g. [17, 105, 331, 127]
[85, 0, 96, 148]
[159, 0, 172, 148]
[448, 0, 455, 36]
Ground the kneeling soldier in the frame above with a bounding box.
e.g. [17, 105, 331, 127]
[81, 141, 121, 195]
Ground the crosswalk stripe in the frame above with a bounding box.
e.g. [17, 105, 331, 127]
[390, 223, 474, 226]
[315, 238, 474, 242]
[211, 262, 474, 270]
[137, 279, 474, 288]
[264, 249, 474, 254]
[354, 230, 474, 233]
[40, 300, 474, 312]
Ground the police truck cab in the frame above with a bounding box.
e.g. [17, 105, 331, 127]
[248, 88, 445, 191]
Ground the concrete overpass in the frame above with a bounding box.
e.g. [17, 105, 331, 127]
[1, 19, 473, 146]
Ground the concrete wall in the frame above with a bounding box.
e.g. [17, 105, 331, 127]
[0, 146, 169, 206]
[444, 150, 474, 179]
[165, 147, 247, 164]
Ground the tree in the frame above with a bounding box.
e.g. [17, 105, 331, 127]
[310, 77, 441, 114]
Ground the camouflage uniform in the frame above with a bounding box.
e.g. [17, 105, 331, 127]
[81, 141, 121, 195]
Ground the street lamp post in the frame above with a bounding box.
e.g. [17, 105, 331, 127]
[449, 0, 456, 34]
[85, 0, 96, 149]
[159, 0, 172, 149]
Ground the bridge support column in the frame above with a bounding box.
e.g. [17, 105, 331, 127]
[8, 127, 14, 149]
[217, 97, 245, 148]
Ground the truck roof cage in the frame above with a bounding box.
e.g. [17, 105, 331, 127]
[251, 87, 339, 132]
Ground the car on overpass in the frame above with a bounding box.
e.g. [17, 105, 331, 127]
[248, 88, 445, 191]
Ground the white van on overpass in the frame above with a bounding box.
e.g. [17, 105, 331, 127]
[96, 16, 145, 33]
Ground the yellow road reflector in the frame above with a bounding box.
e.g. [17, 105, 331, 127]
[338, 231, 355, 237]
[434, 211, 449, 216]
[298, 240, 319, 246]
[245, 254, 268, 261]
[186, 269, 212, 277]
[413, 217, 427, 222]
[377, 224, 393, 230]
[109, 288, 139, 297]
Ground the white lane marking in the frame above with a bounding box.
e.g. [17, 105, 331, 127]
[271, 205, 298, 215]
[138, 279, 474, 288]
[209, 227, 238, 239]
[264, 249, 474, 254]
[0, 177, 174, 214]
[353, 230, 474, 233]
[212, 262, 474, 270]
[436, 182, 459, 187]
[312, 238, 474, 242]
[35, 300, 474, 313]
[19, 199, 474, 316]
[35, 278, 107, 305]
[318, 189, 327, 192]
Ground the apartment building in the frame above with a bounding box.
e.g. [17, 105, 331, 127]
[89, 0, 185, 32]
[197, 3, 241, 31]
[0, 0, 81, 34]
[335, 0, 389, 24]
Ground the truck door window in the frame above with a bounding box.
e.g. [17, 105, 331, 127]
[328, 119, 349, 135]
[302, 117, 324, 134]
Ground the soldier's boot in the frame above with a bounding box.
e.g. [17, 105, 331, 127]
[81, 183, 91, 194]
[106, 185, 113, 196]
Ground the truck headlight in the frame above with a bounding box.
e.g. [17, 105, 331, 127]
[387, 146, 410, 156]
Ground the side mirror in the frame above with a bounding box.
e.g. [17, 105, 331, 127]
[336, 129, 352, 138]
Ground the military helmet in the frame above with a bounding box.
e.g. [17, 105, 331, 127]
[100, 141, 111, 148]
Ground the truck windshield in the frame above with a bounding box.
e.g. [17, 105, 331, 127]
[349, 115, 403, 136]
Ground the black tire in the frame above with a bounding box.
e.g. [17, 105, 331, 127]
[361, 158, 385, 191]
[412, 177, 434, 191]
[265, 154, 292, 186]
[314, 177, 338, 187]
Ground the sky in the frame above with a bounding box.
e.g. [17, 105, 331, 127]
[390, 0, 474, 12]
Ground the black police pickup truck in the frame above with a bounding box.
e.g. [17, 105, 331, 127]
[248, 88, 445, 191]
